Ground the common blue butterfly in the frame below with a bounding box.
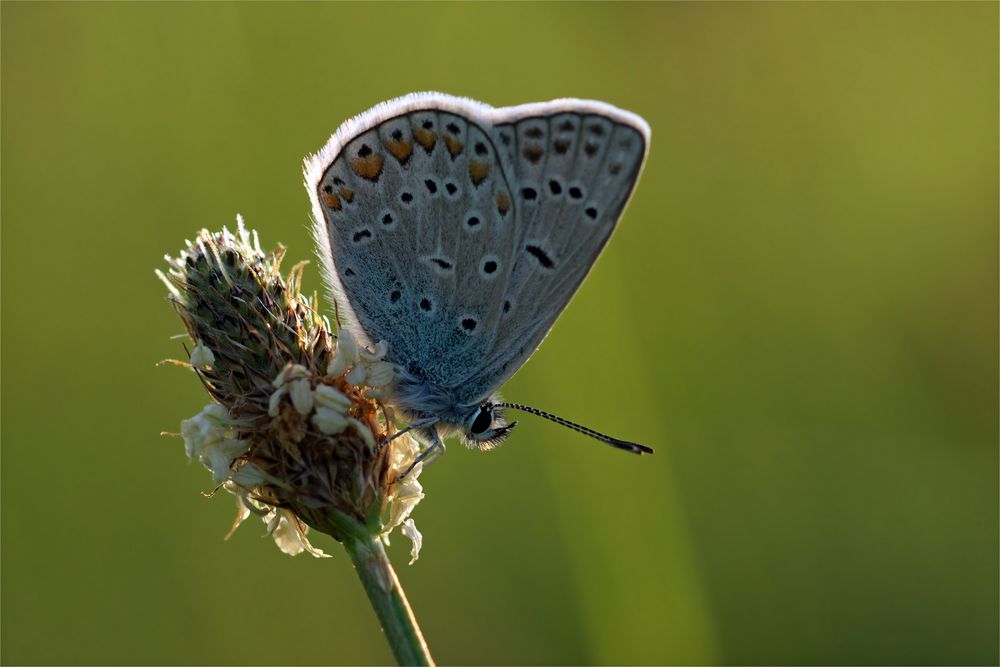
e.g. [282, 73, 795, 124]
[305, 92, 652, 468]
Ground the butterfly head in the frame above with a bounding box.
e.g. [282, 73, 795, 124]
[461, 400, 517, 451]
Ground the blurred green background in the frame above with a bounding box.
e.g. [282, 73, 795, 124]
[2, 2, 997, 665]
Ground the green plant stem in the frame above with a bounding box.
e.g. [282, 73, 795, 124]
[343, 532, 434, 666]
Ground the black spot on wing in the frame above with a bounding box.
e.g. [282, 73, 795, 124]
[525, 244, 555, 269]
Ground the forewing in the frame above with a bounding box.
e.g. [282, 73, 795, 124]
[450, 102, 650, 405]
[305, 94, 520, 388]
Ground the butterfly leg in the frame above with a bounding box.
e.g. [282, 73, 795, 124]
[398, 427, 445, 480]
[417, 440, 446, 468]
[376, 416, 439, 454]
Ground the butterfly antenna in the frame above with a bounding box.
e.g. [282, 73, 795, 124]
[495, 403, 653, 455]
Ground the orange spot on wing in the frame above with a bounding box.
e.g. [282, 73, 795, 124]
[386, 139, 412, 163]
[495, 191, 510, 216]
[339, 187, 354, 203]
[413, 128, 437, 152]
[469, 160, 490, 186]
[351, 154, 384, 181]
[444, 134, 464, 158]
[321, 190, 342, 210]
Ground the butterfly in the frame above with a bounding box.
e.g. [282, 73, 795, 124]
[305, 92, 653, 467]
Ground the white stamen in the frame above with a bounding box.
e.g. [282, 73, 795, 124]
[327, 331, 359, 377]
[313, 407, 348, 434]
[346, 363, 367, 386]
[273, 363, 310, 388]
[314, 384, 351, 410]
[190, 340, 215, 367]
[360, 339, 389, 361]
[364, 361, 394, 387]
[289, 378, 314, 415]
[267, 385, 287, 417]
[347, 417, 376, 449]
[180, 404, 247, 483]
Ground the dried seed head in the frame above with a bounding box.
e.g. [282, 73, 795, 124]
[159, 218, 425, 558]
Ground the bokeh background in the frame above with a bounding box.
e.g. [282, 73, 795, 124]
[2, 2, 997, 665]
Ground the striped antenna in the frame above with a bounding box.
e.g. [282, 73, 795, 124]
[495, 402, 653, 455]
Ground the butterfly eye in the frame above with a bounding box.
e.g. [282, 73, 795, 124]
[470, 406, 493, 435]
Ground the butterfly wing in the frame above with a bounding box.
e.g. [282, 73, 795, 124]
[306, 93, 649, 407]
[305, 93, 521, 389]
[449, 101, 650, 405]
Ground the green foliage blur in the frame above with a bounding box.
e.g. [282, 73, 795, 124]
[2, 3, 996, 665]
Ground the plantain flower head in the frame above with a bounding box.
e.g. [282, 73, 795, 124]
[158, 218, 425, 560]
